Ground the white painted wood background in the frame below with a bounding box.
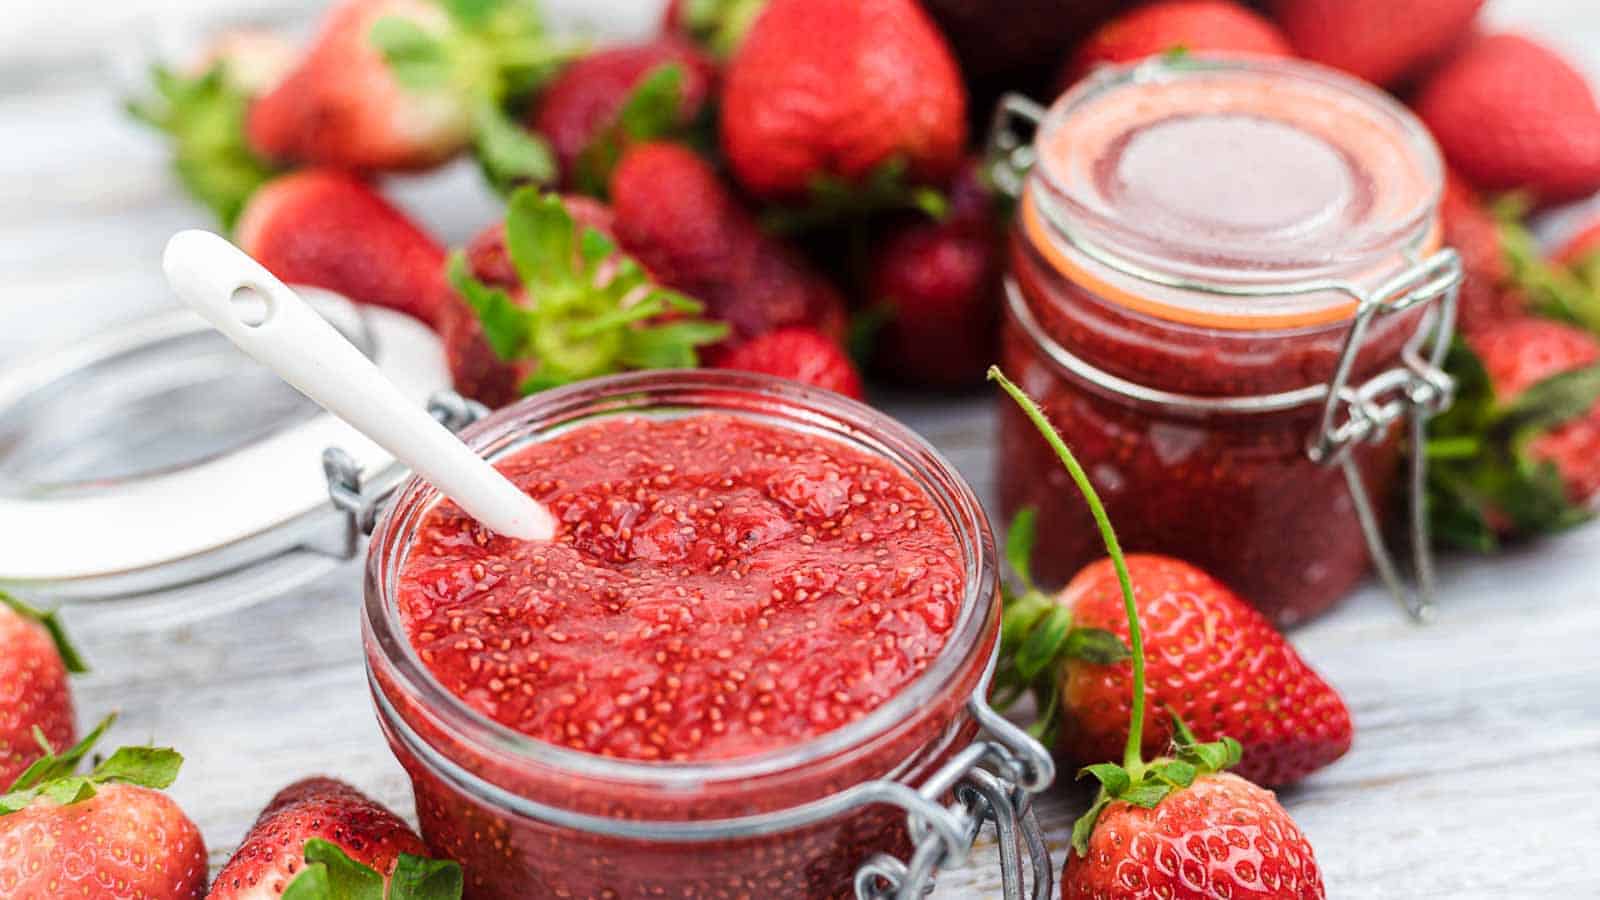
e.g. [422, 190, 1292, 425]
[2, 1, 1599, 897]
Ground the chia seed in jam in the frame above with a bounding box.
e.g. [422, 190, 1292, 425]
[996, 57, 1448, 626]
[364, 374, 1001, 899]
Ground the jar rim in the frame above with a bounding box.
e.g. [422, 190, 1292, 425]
[362, 370, 999, 790]
[1026, 55, 1444, 329]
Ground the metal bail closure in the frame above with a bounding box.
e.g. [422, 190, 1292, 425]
[852, 679, 1056, 900]
[986, 93, 1046, 200]
[1306, 250, 1462, 621]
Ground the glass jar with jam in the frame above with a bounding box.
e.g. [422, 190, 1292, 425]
[988, 56, 1461, 626]
[361, 370, 1055, 899]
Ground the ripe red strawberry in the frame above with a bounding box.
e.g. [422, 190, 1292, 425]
[1054, 555, 1352, 786]
[1440, 171, 1525, 336]
[442, 189, 727, 407]
[0, 594, 84, 788]
[1415, 34, 1600, 206]
[1557, 218, 1600, 268]
[865, 161, 1001, 387]
[247, 0, 472, 172]
[990, 368, 1326, 899]
[1270, 0, 1485, 87]
[236, 169, 448, 326]
[530, 39, 716, 193]
[719, 0, 966, 202]
[714, 327, 865, 400]
[1063, 1, 1292, 86]
[0, 720, 206, 900]
[1062, 771, 1325, 899]
[1429, 317, 1600, 548]
[209, 777, 459, 899]
[610, 142, 847, 347]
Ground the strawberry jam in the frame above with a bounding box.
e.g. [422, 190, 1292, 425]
[364, 372, 1005, 899]
[995, 57, 1450, 625]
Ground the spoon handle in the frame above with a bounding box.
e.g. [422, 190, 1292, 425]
[162, 229, 555, 542]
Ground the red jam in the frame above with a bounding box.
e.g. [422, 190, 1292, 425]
[395, 414, 964, 761]
[365, 374, 1000, 900]
[996, 58, 1446, 625]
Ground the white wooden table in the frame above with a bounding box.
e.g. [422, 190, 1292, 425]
[2, 2, 1599, 897]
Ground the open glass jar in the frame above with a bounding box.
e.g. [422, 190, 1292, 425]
[360, 370, 1054, 900]
[988, 56, 1461, 625]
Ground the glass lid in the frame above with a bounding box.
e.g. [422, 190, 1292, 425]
[0, 288, 450, 626]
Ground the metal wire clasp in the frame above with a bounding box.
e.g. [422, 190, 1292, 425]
[322, 391, 490, 543]
[852, 688, 1056, 900]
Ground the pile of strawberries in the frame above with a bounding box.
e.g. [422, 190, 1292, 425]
[0, 0, 1567, 898]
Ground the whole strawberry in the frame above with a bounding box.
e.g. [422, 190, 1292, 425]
[530, 39, 716, 194]
[715, 327, 865, 400]
[1270, 0, 1485, 87]
[1429, 317, 1600, 548]
[0, 594, 84, 788]
[0, 719, 206, 900]
[1415, 34, 1600, 206]
[865, 161, 1001, 387]
[442, 188, 727, 407]
[236, 169, 449, 326]
[719, 0, 966, 202]
[1063, 1, 1292, 87]
[610, 142, 847, 347]
[1441, 171, 1526, 337]
[990, 367, 1326, 900]
[209, 777, 460, 899]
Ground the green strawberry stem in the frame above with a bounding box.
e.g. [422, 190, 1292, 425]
[989, 368, 1145, 775]
[990, 367, 1241, 856]
[0, 590, 87, 674]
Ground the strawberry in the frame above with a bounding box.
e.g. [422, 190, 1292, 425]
[127, 34, 293, 229]
[1003, 551, 1352, 786]
[718, 0, 967, 203]
[0, 594, 85, 788]
[236, 169, 449, 326]
[990, 368, 1326, 899]
[609, 142, 848, 347]
[529, 39, 716, 194]
[714, 327, 865, 400]
[442, 188, 727, 406]
[1063, 1, 1292, 87]
[1414, 34, 1600, 206]
[1063, 770, 1325, 899]
[1269, 0, 1485, 87]
[0, 718, 206, 900]
[209, 777, 461, 899]
[1441, 171, 1526, 336]
[864, 161, 1001, 387]
[1429, 317, 1600, 548]
[1556, 218, 1600, 269]
[255, 0, 569, 185]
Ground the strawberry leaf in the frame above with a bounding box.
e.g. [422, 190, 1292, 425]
[0, 591, 87, 673]
[1014, 606, 1073, 683]
[473, 100, 557, 192]
[1500, 207, 1600, 334]
[284, 839, 463, 900]
[1062, 627, 1131, 665]
[1502, 363, 1600, 439]
[1, 716, 184, 816]
[369, 17, 453, 90]
[282, 864, 336, 900]
[390, 853, 466, 900]
[763, 157, 951, 235]
[125, 63, 280, 230]
[1078, 763, 1131, 795]
[677, 0, 766, 59]
[1070, 793, 1112, 857]
[447, 252, 533, 362]
[90, 746, 183, 791]
[574, 63, 688, 197]
[1004, 507, 1038, 593]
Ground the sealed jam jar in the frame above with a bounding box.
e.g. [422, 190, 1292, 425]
[361, 371, 1054, 899]
[989, 57, 1461, 625]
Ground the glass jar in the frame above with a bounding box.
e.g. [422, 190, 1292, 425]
[361, 370, 1054, 900]
[989, 57, 1460, 625]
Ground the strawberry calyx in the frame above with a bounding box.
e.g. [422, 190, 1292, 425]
[370, 0, 584, 190]
[283, 838, 462, 900]
[1497, 197, 1600, 334]
[573, 63, 707, 198]
[989, 366, 1245, 861]
[761, 157, 950, 235]
[0, 715, 182, 813]
[126, 62, 283, 229]
[0, 590, 87, 674]
[675, 0, 767, 59]
[1427, 339, 1600, 549]
[450, 189, 729, 393]
[991, 508, 1130, 743]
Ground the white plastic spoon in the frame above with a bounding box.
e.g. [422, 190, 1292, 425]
[162, 229, 555, 542]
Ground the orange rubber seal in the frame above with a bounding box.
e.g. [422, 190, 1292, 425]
[1020, 192, 1443, 331]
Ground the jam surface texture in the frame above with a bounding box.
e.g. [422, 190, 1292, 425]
[396, 413, 964, 762]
